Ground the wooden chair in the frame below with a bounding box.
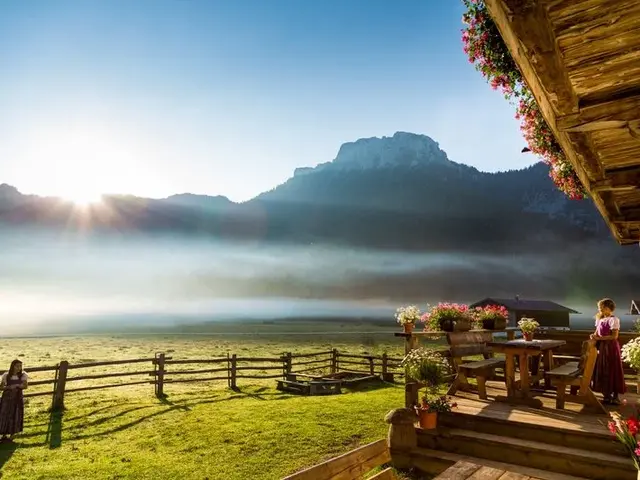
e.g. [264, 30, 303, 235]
[446, 331, 505, 400]
[546, 339, 606, 414]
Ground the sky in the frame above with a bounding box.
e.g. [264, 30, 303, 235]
[0, 0, 531, 203]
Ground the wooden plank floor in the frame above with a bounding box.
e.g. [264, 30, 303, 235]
[451, 380, 637, 435]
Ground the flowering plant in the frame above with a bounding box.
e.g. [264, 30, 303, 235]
[418, 395, 457, 414]
[461, 0, 587, 200]
[472, 304, 509, 329]
[609, 406, 640, 470]
[400, 348, 451, 389]
[518, 317, 539, 334]
[622, 337, 640, 371]
[395, 305, 422, 326]
[422, 303, 471, 331]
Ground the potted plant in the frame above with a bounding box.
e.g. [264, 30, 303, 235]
[472, 305, 509, 330]
[422, 303, 472, 332]
[622, 338, 640, 393]
[395, 305, 422, 334]
[400, 348, 454, 429]
[416, 395, 457, 430]
[518, 317, 539, 341]
[608, 409, 640, 479]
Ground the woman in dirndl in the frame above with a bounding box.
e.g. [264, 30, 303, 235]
[0, 359, 29, 443]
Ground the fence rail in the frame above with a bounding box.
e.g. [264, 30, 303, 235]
[6, 348, 402, 411]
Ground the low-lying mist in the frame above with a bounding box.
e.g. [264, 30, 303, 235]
[1, 228, 636, 335]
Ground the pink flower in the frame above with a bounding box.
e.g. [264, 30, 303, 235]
[608, 421, 617, 434]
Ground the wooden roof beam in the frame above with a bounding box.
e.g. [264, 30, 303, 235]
[485, 0, 624, 244]
[556, 93, 640, 133]
[591, 167, 640, 192]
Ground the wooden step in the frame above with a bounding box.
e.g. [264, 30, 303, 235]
[409, 447, 590, 480]
[417, 428, 635, 480]
[437, 411, 626, 457]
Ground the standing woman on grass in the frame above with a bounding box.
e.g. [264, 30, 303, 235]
[0, 359, 28, 443]
[590, 298, 626, 405]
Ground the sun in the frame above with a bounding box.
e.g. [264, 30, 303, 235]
[64, 189, 104, 206]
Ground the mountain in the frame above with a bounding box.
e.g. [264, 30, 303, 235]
[0, 132, 617, 251]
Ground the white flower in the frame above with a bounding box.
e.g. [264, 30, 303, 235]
[622, 337, 640, 370]
[395, 305, 421, 325]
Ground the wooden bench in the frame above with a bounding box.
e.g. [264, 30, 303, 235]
[546, 339, 606, 414]
[446, 331, 505, 400]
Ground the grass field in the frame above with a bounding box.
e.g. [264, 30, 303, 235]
[0, 323, 424, 480]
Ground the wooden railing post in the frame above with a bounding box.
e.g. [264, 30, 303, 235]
[385, 409, 417, 470]
[285, 352, 292, 375]
[155, 353, 165, 398]
[368, 356, 375, 376]
[382, 353, 388, 380]
[230, 354, 237, 390]
[52, 361, 69, 411]
[331, 349, 338, 374]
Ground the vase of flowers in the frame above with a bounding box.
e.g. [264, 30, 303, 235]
[518, 318, 539, 341]
[472, 305, 509, 331]
[400, 348, 454, 429]
[422, 303, 472, 332]
[608, 408, 640, 477]
[395, 305, 421, 333]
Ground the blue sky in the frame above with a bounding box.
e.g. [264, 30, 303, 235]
[0, 0, 530, 202]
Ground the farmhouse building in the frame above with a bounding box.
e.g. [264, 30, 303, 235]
[470, 297, 579, 329]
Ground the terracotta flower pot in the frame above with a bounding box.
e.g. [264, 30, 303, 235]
[403, 323, 415, 334]
[418, 411, 438, 429]
[523, 332, 534, 341]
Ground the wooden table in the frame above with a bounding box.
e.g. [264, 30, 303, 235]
[434, 460, 538, 479]
[488, 339, 566, 407]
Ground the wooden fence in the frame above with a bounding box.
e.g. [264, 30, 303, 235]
[2, 349, 403, 411]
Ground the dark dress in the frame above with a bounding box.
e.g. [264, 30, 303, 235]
[0, 374, 26, 436]
[591, 317, 626, 397]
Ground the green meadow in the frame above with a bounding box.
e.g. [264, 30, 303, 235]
[0, 322, 428, 480]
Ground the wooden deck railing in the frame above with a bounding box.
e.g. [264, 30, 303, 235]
[1, 348, 402, 411]
[281, 439, 391, 480]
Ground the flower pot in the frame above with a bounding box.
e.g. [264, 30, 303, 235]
[440, 317, 471, 332]
[523, 332, 534, 341]
[418, 411, 438, 429]
[403, 323, 415, 334]
[483, 317, 507, 331]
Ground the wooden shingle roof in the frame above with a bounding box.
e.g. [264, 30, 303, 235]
[485, 0, 640, 245]
[470, 297, 579, 313]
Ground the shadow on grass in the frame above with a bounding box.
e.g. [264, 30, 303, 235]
[19, 388, 293, 446]
[46, 409, 63, 449]
[0, 440, 17, 477]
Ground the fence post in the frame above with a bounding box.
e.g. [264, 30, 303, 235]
[331, 349, 338, 374]
[52, 361, 69, 411]
[285, 352, 292, 375]
[382, 353, 388, 381]
[368, 356, 375, 375]
[230, 354, 237, 390]
[227, 353, 231, 387]
[155, 353, 165, 398]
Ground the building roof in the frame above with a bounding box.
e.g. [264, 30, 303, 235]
[631, 300, 640, 315]
[485, 0, 640, 245]
[470, 297, 580, 314]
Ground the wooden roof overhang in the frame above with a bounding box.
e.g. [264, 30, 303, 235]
[484, 0, 640, 245]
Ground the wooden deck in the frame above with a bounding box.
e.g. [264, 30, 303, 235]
[405, 381, 637, 479]
[449, 379, 635, 435]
